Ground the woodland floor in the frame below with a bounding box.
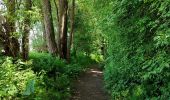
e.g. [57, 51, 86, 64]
[71, 65, 109, 100]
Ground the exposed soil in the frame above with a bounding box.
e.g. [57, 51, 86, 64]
[71, 65, 109, 100]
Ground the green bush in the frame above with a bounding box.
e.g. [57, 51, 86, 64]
[27, 73, 71, 100]
[29, 52, 92, 78]
[28, 52, 70, 99]
[27, 52, 94, 99]
[29, 52, 66, 73]
[93, 0, 170, 99]
[0, 51, 95, 99]
[0, 57, 36, 99]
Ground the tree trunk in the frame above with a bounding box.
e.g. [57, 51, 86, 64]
[22, 0, 32, 60]
[53, 0, 60, 54]
[58, 0, 68, 59]
[42, 20, 48, 52]
[42, 0, 58, 55]
[6, 0, 19, 57]
[67, 0, 75, 62]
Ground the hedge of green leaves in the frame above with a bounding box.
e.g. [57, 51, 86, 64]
[94, 0, 170, 99]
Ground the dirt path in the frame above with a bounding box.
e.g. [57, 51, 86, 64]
[71, 65, 109, 100]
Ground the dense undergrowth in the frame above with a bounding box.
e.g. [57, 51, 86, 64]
[0, 52, 96, 99]
[1, 0, 170, 99]
[95, 0, 170, 99]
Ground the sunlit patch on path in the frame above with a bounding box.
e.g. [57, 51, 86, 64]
[71, 65, 108, 100]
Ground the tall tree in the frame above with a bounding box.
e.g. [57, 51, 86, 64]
[42, 0, 58, 55]
[0, 15, 5, 44]
[22, 0, 32, 60]
[53, 0, 60, 53]
[58, 0, 68, 59]
[5, 0, 19, 57]
[67, 0, 75, 62]
[42, 19, 48, 52]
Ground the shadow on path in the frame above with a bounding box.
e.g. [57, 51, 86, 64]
[71, 65, 109, 100]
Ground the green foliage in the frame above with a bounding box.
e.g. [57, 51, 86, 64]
[74, 0, 103, 55]
[28, 52, 94, 99]
[90, 53, 104, 63]
[92, 0, 170, 99]
[31, 22, 47, 52]
[0, 51, 95, 99]
[28, 52, 69, 99]
[3, 0, 170, 99]
[29, 52, 65, 72]
[0, 0, 103, 99]
[30, 52, 95, 78]
[0, 57, 36, 99]
[29, 73, 71, 100]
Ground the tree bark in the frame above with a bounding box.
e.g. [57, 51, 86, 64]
[58, 0, 68, 59]
[6, 0, 19, 57]
[22, 0, 32, 60]
[42, 0, 58, 55]
[42, 19, 48, 52]
[67, 0, 75, 62]
[53, 0, 60, 54]
[53, 0, 59, 23]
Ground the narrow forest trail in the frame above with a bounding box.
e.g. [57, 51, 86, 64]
[71, 65, 109, 100]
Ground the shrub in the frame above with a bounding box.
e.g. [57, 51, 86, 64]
[28, 52, 94, 99]
[29, 52, 66, 73]
[94, 0, 170, 99]
[0, 57, 36, 99]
